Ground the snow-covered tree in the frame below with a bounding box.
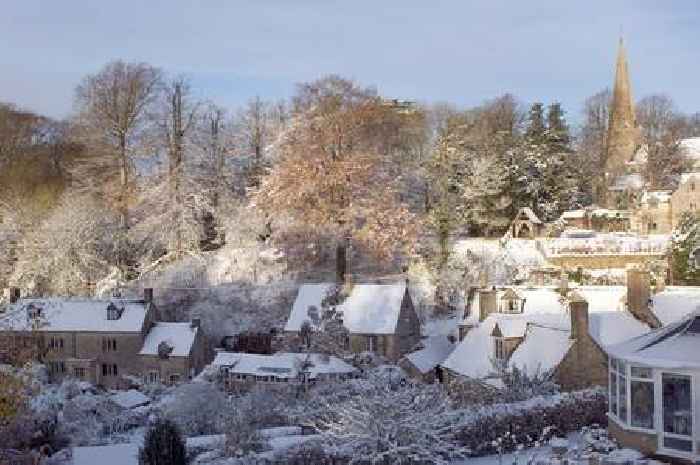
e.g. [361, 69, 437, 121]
[163, 382, 229, 436]
[255, 76, 417, 282]
[312, 383, 468, 464]
[140, 418, 187, 465]
[671, 212, 700, 285]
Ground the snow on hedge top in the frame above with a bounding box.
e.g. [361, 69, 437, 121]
[403, 336, 455, 374]
[211, 352, 356, 379]
[608, 311, 700, 369]
[139, 322, 197, 357]
[285, 283, 408, 334]
[1, 298, 149, 332]
[72, 443, 139, 465]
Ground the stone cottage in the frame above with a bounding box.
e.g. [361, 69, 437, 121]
[284, 282, 421, 361]
[443, 273, 700, 391]
[0, 289, 208, 388]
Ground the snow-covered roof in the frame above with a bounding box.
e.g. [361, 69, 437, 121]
[681, 137, 700, 161]
[508, 325, 573, 377]
[517, 207, 542, 224]
[109, 389, 150, 409]
[651, 287, 700, 326]
[285, 283, 408, 334]
[403, 336, 455, 374]
[561, 209, 586, 220]
[608, 311, 700, 369]
[640, 190, 672, 205]
[446, 286, 647, 379]
[1, 298, 150, 333]
[494, 319, 528, 338]
[139, 322, 198, 357]
[210, 352, 357, 379]
[609, 174, 643, 191]
[680, 172, 700, 185]
[72, 443, 139, 465]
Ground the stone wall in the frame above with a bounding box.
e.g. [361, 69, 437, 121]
[547, 254, 664, 270]
[672, 177, 700, 227]
[608, 418, 659, 457]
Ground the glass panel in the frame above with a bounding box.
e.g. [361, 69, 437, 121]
[631, 380, 654, 429]
[631, 366, 652, 379]
[663, 436, 692, 452]
[663, 374, 692, 437]
[610, 370, 618, 415]
[619, 376, 627, 422]
[610, 358, 618, 372]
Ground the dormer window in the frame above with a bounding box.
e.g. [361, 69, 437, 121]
[26, 303, 42, 320]
[106, 302, 124, 320]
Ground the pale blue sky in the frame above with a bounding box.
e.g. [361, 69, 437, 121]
[1, 1, 698, 121]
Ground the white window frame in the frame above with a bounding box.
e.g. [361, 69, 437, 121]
[657, 371, 696, 459]
[628, 365, 655, 432]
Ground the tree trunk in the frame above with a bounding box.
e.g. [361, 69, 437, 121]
[336, 242, 347, 284]
[119, 133, 129, 232]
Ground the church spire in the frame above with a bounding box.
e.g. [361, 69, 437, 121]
[604, 36, 640, 200]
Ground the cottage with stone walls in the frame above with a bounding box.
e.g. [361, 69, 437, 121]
[443, 274, 700, 390]
[0, 288, 209, 388]
[284, 282, 421, 361]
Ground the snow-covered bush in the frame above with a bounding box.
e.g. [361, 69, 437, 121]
[300, 381, 468, 465]
[163, 382, 230, 436]
[454, 388, 607, 457]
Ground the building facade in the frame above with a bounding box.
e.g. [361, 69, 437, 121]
[0, 289, 208, 389]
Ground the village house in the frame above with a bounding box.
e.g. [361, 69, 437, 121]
[607, 310, 700, 462]
[210, 351, 357, 389]
[284, 282, 421, 361]
[399, 335, 455, 383]
[0, 288, 208, 388]
[559, 207, 631, 233]
[442, 272, 700, 391]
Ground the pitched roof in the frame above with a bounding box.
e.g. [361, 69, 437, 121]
[680, 172, 700, 185]
[681, 137, 700, 161]
[210, 352, 356, 379]
[284, 283, 408, 334]
[651, 287, 700, 326]
[447, 285, 649, 380]
[139, 322, 198, 357]
[403, 336, 455, 374]
[1, 298, 150, 333]
[608, 311, 700, 369]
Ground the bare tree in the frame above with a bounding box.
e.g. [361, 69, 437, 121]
[74, 61, 162, 233]
[636, 95, 691, 188]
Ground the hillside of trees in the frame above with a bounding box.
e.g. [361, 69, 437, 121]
[1, 61, 700, 298]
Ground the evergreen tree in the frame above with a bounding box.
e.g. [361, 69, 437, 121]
[671, 212, 700, 285]
[139, 419, 187, 465]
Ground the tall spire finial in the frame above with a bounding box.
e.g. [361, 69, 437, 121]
[602, 36, 640, 206]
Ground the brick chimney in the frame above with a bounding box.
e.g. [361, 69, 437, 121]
[143, 288, 154, 304]
[568, 291, 589, 340]
[626, 267, 661, 329]
[479, 288, 497, 322]
[558, 273, 569, 296]
[5, 287, 20, 304]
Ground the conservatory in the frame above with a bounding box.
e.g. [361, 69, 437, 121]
[606, 311, 700, 461]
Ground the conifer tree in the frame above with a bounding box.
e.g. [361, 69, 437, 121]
[139, 418, 187, 465]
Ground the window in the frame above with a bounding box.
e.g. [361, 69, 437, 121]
[73, 367, 86, 379]
[169, 374, 181, 384]
[147, 371, 160, 384]
[609, 358, 630, 424]
[48, 337, 64, 351]
[102, 338, 117, 352]
[367, 336, 378, 352]
[662, 373, 693, 452]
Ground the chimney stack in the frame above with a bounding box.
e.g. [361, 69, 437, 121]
[626, 267, 661, 329]
[568, 291, 589, 340]
[5, 287, 20, 304]
[143, 288, 154, 304]
[558, 273, 569, 296]
[478, 288, 497, 322]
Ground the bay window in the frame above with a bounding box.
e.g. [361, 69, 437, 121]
[662, 373, 693, 453]
[630, 366, 654, 430]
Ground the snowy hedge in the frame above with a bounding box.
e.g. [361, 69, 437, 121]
[454, 388, 607, 456]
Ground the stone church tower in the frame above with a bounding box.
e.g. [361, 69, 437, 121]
[604, 38, 641, 202]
